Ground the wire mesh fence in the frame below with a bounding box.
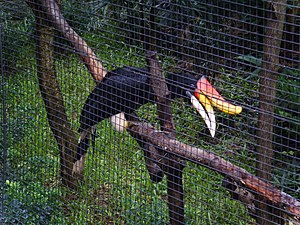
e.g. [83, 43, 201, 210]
[0, 0, 299, 224]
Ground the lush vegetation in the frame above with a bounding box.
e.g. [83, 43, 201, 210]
[1, 1, 299, 224]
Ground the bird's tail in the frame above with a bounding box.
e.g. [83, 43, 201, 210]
[72, 126, 96, 175]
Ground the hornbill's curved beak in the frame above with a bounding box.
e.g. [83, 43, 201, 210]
[187, 76, 242, 138]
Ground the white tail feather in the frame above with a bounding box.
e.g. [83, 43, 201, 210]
[110, 112, 128, 132]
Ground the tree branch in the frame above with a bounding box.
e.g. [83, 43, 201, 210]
[146, 51, 185, 225]
[40, 0, 107, 82]
[128, 122, 300, 220]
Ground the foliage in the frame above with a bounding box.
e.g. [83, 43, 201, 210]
[1, 31, 256, 223]
[237, 54, 300, 136]
[2, 180, 65, 224]
[0, 1, 34, 74]
[274, 158, 300, 199]
[237, 54, 300, 197]
[0, 0, 30, 22]
[1, 1, 299, 224]
[59, 0, 266, 63]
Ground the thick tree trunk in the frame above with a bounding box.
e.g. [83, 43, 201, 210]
[27, 0, 77, 189]
[256, 1, 287, 224]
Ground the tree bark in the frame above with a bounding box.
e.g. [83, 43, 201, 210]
[40, 0, 106, 82]
[26, 0, 77, 189]
[128, 122, 300, 220]
[146, 51, 185, 225]
[256, 1, 287, 224]
[145, 0, 158, 52]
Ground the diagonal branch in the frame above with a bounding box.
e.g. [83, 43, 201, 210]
[40, 0, 107, 82]
[128, 122, 300, 220]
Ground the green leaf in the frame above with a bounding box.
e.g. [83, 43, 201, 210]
[236, 55, 262, 67]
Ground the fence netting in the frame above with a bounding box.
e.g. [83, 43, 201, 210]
[0, 0, 299, 224]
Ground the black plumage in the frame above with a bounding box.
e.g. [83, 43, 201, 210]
[79, 67, 153, 133]
[75, 66, 198, 167]
[79, 67, 197, 133]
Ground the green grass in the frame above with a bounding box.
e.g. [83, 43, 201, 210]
[3, 31, 260, 224]
[2, 6, 299, 224]
[4, 59, 253, 225]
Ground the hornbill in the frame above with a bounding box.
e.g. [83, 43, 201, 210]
[73, 66, 242, 175]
